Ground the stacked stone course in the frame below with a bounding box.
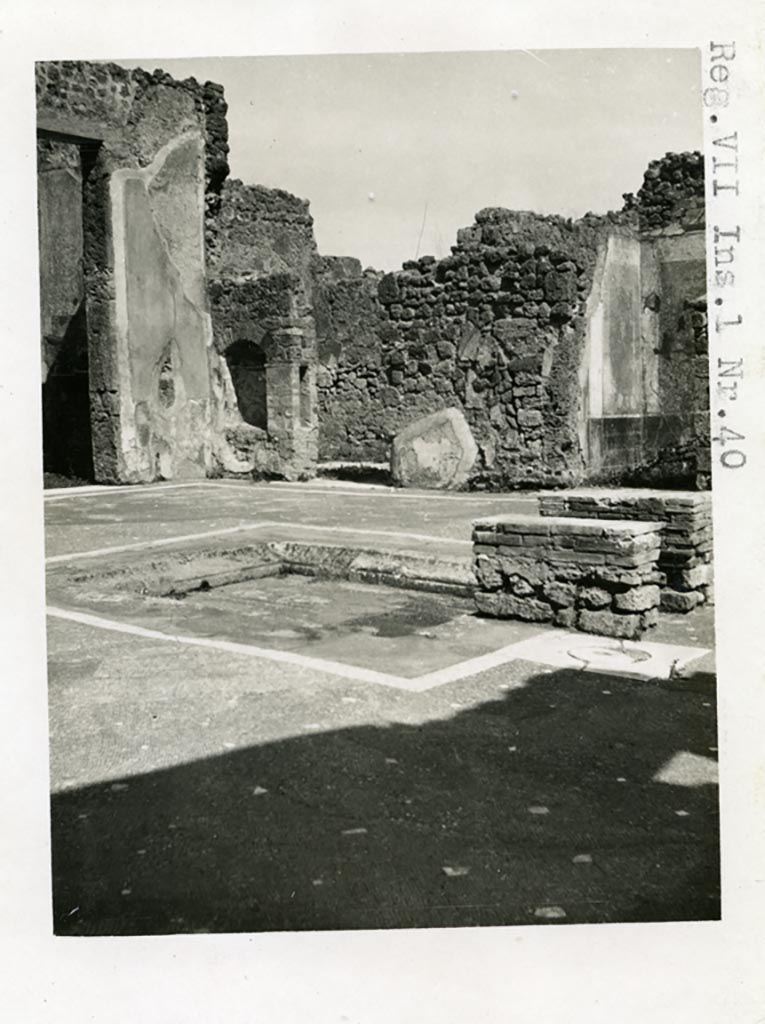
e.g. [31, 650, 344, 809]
[36, 61, 230, 191]
[538, 489, 713, 611]
[207, 179, 317, 287]
[472, 514, 663, 639]
[622, 151, 704, 232]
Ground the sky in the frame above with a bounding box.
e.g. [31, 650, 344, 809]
[115, 49, 702, 271]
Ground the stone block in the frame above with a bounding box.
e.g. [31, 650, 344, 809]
[549, 564, 587, 584]
[475, 514, 551, 535]
[391, 407, 478, 489]
[606, 549, 661, 568]
[472, 544, 498, 557]
[571, 533, 657, 555]
[675, 564, 713, 589]
[662, 528, 712, 547]
[578, 608, 643, 640]
[613, 585, 660, 612]
[544, 269, 577, 303]
[472, 529, 523, 547]
[595, 565, 663, 586]
[542, 580, 576, 608]
[507, 573, 536, 597]
[660, 590, 703, 613]
[473, 555, 502, 591]
[538, 499, 566, 515]
[578, 586, 612, 609]
[642, 607, 660, 629]
[546, 548, 607, 565]
[517, 409, 544, 428]
[474, 590, 554, 622]
[553, 607, 576, 628]
[495, 555, 551, 588]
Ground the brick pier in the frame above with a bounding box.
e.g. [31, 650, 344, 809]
[472, 514, 663, 639]
[538, 489, 713, 611]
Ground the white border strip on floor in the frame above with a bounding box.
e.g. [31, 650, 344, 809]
[44, 481, 211, 501]
[413, 646, 534, 689]
[45, 522, 269, 564]
[270, 522, 472, 547]
[45, 478, 539, 504]
[45, 520, 472, 565]
[45, 605, 446, 692]
[46, 603, 709, 692]
[205, 480, 539, 503]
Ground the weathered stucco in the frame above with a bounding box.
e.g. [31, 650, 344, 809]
[36, 60, 226, 484]
[633, 227, 709, 487]
[581, 232, 665, 478]
[36, 62, 709, 491]
[315, 210, 626, 489]
[313, 157, 708, 489]
[111, 133, 212, 481]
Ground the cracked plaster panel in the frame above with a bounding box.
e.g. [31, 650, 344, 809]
[599, 234, 645, 417]
[112, 133, 211, 480]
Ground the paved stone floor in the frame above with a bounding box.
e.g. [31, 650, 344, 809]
[44, 479, 719, 934]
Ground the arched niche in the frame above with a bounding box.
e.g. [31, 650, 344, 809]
[224, 339, 268, 430]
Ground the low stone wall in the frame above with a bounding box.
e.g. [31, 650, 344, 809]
[538, 489, 713, 611]
[472, 514, 663, 639]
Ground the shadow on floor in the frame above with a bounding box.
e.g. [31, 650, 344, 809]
[50, 666, 719, 935]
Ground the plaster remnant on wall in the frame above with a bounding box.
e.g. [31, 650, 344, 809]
[109, 132, 211, 481]
[36, 59, 708, 492]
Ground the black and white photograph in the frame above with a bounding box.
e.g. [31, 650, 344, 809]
[1, 2, 763, 1021]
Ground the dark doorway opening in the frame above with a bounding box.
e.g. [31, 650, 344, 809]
[225, 340, 268, 430]
[42, 300, 95, 481]
[38, 131, 102, 485]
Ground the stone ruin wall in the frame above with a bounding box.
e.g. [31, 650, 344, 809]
[315, 151, 708, 490]
[36, 61, 229, 190]
[207, 179, 317, 288]
[36, 61, 229, 483]
[316, 211, 626, 489]
[627, 153, 709, 489]
[36, 59, 709, 491]
[205, 179, 320, 478]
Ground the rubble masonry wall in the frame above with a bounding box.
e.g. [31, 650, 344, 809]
[205, 179, 320, 479]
